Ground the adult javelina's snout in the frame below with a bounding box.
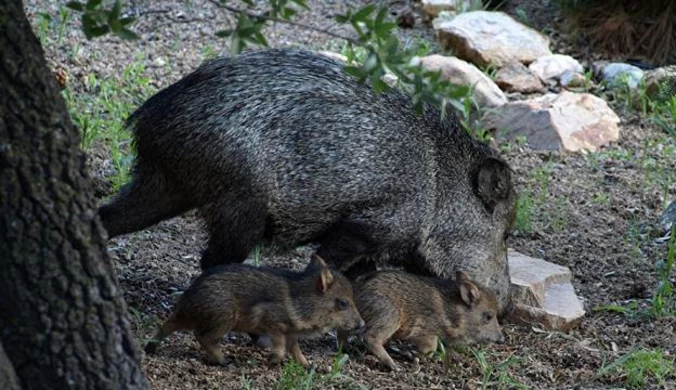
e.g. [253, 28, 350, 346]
[99, 48, 517, 314]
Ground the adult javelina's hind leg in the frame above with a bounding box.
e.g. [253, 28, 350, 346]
[99, 161, 196, 238]
[199, 193, 268, 270]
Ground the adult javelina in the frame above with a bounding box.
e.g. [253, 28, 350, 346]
[99, 48, 516, 313]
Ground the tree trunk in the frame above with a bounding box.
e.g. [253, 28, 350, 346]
[0, 342, 21, 390]
[0, 1, 148, 389]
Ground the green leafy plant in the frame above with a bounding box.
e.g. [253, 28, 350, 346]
[274, 352, 364, 390]
[64, 0, 486, 127]
[276, 360, 318, 390]
[66, 0, 139, 39]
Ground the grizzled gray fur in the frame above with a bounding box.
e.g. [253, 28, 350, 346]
[99, 48, 517, 313]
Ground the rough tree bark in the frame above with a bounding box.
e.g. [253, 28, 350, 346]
[0, 1, 148, 389]
[0, 342, 21, 390]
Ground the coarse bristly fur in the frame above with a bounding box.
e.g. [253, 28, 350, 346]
[144, 255, 364, 368]
[337, 270, 504, 371]
[99, 47, 517, 314]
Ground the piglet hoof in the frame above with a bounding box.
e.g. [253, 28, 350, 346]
[402, 350, 416, 362]
[218, 358, 234, 368]
[267, 354, 283, 367]
[144, 341, 159, 355]
[388, 364, 401, 372]
[204, 355, 232, 367]
[250, 333, 272, 349]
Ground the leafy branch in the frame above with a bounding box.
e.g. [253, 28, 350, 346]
[64, 0, 475, 119]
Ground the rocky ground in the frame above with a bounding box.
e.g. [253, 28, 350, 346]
[25, 0, 676, 389]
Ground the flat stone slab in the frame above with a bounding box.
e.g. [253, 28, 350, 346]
[507, 249, 585, 331]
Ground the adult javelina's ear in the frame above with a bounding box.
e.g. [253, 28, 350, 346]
[473, 157, 514, 214]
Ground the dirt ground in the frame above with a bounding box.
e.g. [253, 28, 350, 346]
[25, 0, 676, 388]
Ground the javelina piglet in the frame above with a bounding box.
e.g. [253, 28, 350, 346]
[337, 270, 504, 371]
[144, 255, 364, 368]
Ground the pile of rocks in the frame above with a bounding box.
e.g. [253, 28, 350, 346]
[418, 1, 674, 153]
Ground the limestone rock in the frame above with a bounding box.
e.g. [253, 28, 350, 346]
[528, 54, 583, 83]
[507, 250, 585, 331]
[422, 0, 468, 18]
[434, 11, 551, 68]
[381, 72, 399, 87]
[660, 200, 676, 232]
[494, 62, 544, 93]
[560, 70, 589, 89]
[482, 91, 620, 152]
[645, 66, 676, 98]
[601, 63, 645, 89]
[420, 54, 507, 108]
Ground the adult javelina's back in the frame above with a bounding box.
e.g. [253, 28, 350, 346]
[99, 48, 516, 313]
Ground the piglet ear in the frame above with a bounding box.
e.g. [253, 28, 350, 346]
[309, 254, 328, 268]
[456, 271, 470, 283]
[316, 268, 335, 293]
[457, 272, 481, 307]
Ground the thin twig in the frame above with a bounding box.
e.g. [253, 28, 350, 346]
[205, 0, 360, 45]
[137, 8, 173, 16]
[146, 16, 213, 33]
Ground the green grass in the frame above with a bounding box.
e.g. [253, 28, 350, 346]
[63, 56, 156, 190]
[34, 6, 73, 47]
[593, 301, 640, 316]
[272, 353, 367, 390]
[596, 226, 675, 319]
[597, 348, 675, 389]
[514, 162, 569, 236]
[128, 306, 162, 342]
[531, 164, 551, 205]
[276, 360, 319, 390]
[240, 374, 255, 390]
[606, 72, 676, 140]
[515, 191, 534, 235]
[548, 197, 569, 233]
[592, 192, 610, 205]
[513, 7, 529, 26]
[652, 227, 676, 317]
[251, 245, 263, 267]
[471, 348, 529, 390]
